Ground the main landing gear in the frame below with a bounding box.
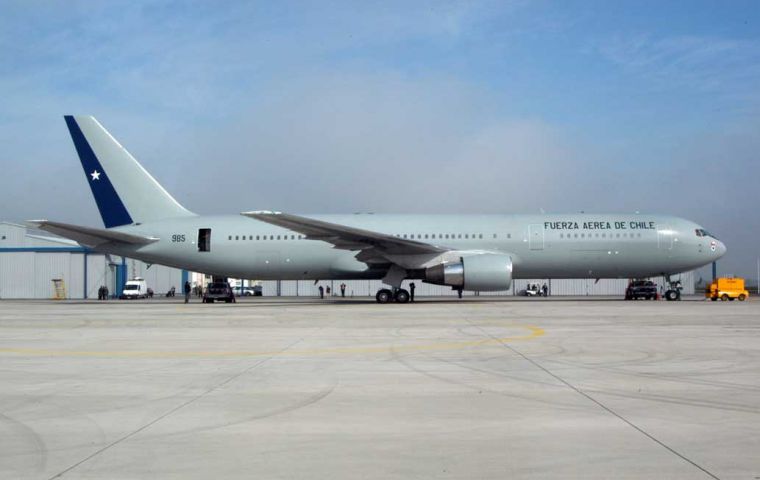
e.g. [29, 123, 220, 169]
[376, 288, 410, 304]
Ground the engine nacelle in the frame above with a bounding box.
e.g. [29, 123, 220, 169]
[424, 253, 513, 291]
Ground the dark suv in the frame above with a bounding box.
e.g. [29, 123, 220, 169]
[203, 282, 236, 303]
[625, 280, 658, 300]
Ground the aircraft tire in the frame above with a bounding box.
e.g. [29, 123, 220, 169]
[394, 289, 410, 303]
[376, 289, 392, 304]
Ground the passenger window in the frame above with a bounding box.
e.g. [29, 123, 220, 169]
[479, 234, 483, 239]
[235, 235, 239, 240]
[256, 235, 260, 240]
[228, 235, 232, 241]
[493, 234, 497, 239]
[465, 234, 469, 239]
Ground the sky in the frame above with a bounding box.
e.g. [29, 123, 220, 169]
[1, 0, 759, 279]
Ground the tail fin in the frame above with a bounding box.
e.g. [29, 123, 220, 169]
[64, 115, 195, 228]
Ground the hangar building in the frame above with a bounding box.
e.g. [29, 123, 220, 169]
[1, 221, 695, 299]
[0, 222, 185, 299]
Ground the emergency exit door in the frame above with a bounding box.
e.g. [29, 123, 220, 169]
[529, 224, 544, 250]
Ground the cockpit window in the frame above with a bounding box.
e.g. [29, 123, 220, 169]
[695, 228, 718, 239]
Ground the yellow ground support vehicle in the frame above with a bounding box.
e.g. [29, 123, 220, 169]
[706, 277, 749, 301]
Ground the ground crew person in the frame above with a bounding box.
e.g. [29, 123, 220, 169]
[184, 281, 191, 303]
[409, 282, 416, 302]
[318, 285, 324, 299]
[340, 283, 346, 297]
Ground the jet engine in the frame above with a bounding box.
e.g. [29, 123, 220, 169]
[424, 253, 513, 291]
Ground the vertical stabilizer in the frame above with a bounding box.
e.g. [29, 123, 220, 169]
[64, 115, 195, 228]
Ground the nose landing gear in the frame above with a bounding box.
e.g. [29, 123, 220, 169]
[664, 276, 682, 301]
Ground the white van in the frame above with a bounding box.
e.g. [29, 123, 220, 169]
[121, 277, 148, 299]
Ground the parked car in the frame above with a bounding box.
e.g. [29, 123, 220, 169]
[232, 285, 263, 296]
[203, 282, 236, 303]
[625, 280, 658, 300]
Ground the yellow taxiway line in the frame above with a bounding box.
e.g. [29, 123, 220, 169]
[0, 325, 544, 359]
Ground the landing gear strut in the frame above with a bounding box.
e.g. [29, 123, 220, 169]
[375, 288, 410, 303]
[664, 276, 682, 301]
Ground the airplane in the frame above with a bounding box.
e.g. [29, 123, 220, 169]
[29, 116, 726, 303]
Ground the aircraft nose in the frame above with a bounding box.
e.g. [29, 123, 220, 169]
[713, 240, 727, 258]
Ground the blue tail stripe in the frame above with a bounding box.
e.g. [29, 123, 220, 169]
[64, 116, 133, 228]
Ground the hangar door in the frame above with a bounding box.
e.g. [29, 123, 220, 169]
[529, 224, 544, 250]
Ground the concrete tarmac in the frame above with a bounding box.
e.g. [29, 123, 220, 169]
[0, 296, 758, 479]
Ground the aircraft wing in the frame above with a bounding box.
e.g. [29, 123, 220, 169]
[27, 220, 159, 248]
[241, 211, 446, 255]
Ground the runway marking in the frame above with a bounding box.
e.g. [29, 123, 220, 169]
[0, 325, 544, 358]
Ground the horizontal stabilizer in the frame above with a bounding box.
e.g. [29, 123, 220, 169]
[26, 220, 159, 248]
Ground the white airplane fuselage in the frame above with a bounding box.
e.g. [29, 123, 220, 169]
[103, 213, 725, 281]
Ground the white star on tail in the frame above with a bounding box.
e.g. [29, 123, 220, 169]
[90, 170, 101, 181]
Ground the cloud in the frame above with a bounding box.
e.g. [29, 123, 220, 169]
[597, 34, 760, 102]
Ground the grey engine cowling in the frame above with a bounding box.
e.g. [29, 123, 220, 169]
[424, 254, 512, 291]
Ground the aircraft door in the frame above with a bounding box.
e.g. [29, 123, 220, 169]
[529, 224, 544, 250]
[657, 225, 673, 250]
[198, 228, 211, 252]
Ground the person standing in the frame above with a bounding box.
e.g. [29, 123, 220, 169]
[542, 283, 548, 297]
[340, 283, 346, 297]
[318, 285, 324, 299]
[184, 280, 191, 304]
[409, 282, 416, 302]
